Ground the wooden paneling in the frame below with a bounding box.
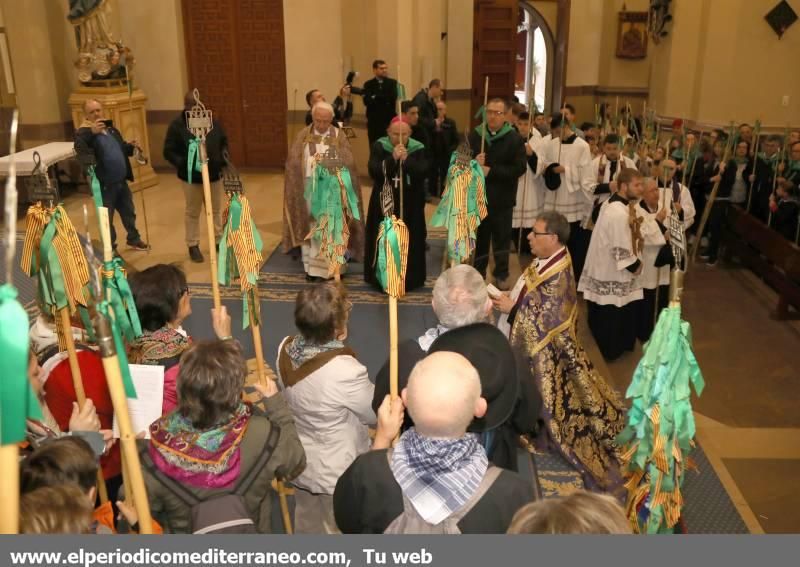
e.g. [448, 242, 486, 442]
[472, 0, 518, 125]
[182, 0, 287, 167]
[237, 0, 288, 166]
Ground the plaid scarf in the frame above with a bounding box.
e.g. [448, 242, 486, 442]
[390, 428, 488, 524]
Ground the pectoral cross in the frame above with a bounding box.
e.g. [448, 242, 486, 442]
[392, 172, 401, 188]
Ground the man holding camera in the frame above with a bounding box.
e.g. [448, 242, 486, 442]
[75, 98, 149, 253]
[362, 59, 398, 147]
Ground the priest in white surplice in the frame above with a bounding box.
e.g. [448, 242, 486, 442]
[653, 158, 696, 232]
[636, 178, 677, 342]
[586, 133, 638, 230]
[511, 112, 546, 253]
[578, 169, 664, 361]
[541, 112, 595, 281]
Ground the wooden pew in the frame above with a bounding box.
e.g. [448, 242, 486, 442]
[722, 205, 800, 320]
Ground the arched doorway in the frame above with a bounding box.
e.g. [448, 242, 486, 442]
[515, 2, 554, 112]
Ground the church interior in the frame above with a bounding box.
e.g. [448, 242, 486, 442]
[0, 0, 799, 535]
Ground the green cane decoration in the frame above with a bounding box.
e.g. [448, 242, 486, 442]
[101, 257, 142, 342]
[430, 148, 488, 265]
[304, 149, 361, 275]
[218, 191, 263, 329]
[217, 151, 269, 387]
[1, 109, 42, 535]
[619, 195, 705, 533]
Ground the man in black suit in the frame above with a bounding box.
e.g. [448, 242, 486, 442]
[362, 59, 398, 147]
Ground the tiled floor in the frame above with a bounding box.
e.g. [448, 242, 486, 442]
[31, 171, 800, 534]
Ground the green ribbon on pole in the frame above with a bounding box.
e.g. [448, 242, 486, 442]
[187, 137, 202, 183]
[97, 299, 137, 399]
[375, 216, 402, 293]
[396, 82, 406, 102]
[36, 211, 69, 313]
[87, 166, 103, 211]
[0, 284, 43, 445]
[102, 257, 142, 342]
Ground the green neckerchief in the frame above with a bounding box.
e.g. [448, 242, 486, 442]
[378, 136, 425, 155]
[472, 122, 514, 146]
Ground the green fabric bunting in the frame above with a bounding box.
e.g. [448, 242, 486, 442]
[97, 299, 137, 399]
[102, 257, 142, 342]
[217, 193, 264, 330]
[375, 216, 402, 293]
[430, 152, 487, 264]
[378, 136, 425, 155]
[0, 284, 43, 445]
[187, 137, 202, 183]
[304, 165, 361, 269]
[617, 305, 705, 534]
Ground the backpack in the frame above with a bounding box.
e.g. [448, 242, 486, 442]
[383, 451, 502, 534]
[140, 422, 281, 534]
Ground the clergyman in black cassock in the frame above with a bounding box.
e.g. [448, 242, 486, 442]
[364, 119, 429, 292]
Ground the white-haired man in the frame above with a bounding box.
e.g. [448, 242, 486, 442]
[282, 101, 365, 280]
[372, 264, 491, 411]
[335, 352, 534, 533]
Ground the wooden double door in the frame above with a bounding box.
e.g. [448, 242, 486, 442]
[182, 0, 288, 167]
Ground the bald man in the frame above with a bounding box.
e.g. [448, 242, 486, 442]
[364, 118, 429, 292]
[75, 99, 149, 253]
[334, 352, 533, 534]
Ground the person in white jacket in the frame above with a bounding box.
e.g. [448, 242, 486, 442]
[276, 283, 376, 533]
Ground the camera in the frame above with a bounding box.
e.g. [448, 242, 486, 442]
[345, 71, 364, 96]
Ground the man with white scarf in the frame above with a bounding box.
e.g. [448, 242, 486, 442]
[335, 352, 533, 533]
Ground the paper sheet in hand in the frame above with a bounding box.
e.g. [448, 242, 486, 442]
[112, 364, 164, 439]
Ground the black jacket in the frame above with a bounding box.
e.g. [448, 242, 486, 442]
[333, 448, 534, 534]
[74, 125, 134, 183]
[468, 128, 526, 210]
[411, 88, 437, 134]
[433, 117, 460, 160]
[362, 77, 398, 123]
[163, 113, 229, 183]
[773, 199, 799, 241]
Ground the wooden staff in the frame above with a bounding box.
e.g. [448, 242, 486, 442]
[767, 126, 789, 227]
[686, 130, 705, 189]
[746, 129, 761, 214]
[95, 209, 153, 533]
[480, 76, 489, 155]
[518, 79, 536, 257]
[557, 105, 567, 164]
[399, 130, 405, 221]
[125, 65, 150, 253]
[186, 90, 221, 309]
[690, 124, 736, 263]
[614, 96, 619, 133]
[249, 288, 268, 388]
[0, 109, 20, 535]
[389, 294, 399, 400]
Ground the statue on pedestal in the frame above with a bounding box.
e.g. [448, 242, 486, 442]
[67, 0, 134, 84]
